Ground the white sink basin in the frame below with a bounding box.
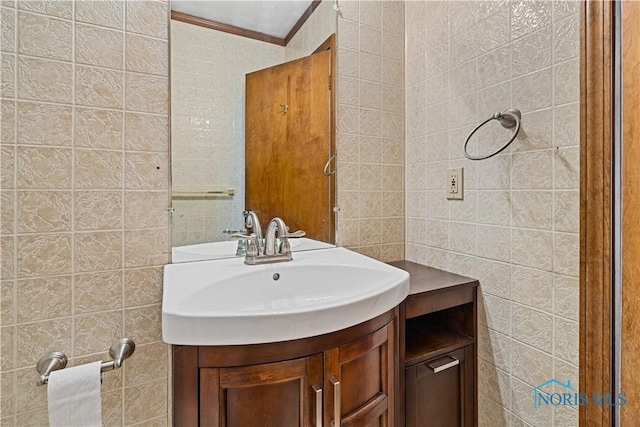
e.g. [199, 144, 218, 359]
[162, 247, 409, 345]
[171, 237, 335, 263]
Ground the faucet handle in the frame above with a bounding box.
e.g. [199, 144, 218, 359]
[246, 234, 259, 257]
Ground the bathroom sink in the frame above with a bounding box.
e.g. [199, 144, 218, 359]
[162, 247, 409, 345]
[171, 237, 335, 263]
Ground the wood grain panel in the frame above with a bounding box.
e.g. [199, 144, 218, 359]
[621, 1, 640, 423]
[246, 50, 333, 241]
[580, 1, 613, 425]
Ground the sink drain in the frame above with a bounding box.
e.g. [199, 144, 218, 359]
[272, 273, 280, 281]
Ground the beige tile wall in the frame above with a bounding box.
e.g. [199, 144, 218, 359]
[0, 1, 171, 425]
[285, 0, 337, 61]
[405, 1, 580, 425]
[336, 0, 405, 262]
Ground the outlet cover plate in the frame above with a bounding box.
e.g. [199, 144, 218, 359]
[447, 167, 464, 200]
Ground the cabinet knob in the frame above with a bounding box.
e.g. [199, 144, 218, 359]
[427, 355, 460, 373]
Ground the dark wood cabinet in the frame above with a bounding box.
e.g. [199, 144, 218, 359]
[389, 261, 478, 427]
[405, 346, 474, 427]
[173, 309, 398, 427]
[200, 355, 323, 426]
[326, 322, 394, 427]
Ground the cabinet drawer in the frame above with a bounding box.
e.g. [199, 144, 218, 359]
[405, 346, 474, 427]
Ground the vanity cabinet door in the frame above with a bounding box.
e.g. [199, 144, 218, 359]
[200, 354, 324, 427]
[325, 321, 395, 427]
[405, 346, 473, 427]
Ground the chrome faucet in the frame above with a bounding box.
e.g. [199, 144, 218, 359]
[244, 217, 293, 265]
[243, 209, 263, 252]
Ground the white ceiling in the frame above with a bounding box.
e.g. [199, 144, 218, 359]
[171, 0, 314, 39]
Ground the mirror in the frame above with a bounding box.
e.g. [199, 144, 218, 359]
[169, 1, 337, 262]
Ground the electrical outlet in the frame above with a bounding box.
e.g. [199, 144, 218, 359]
[447, 167, 464, 200]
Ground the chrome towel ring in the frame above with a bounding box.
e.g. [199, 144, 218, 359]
[463, 109, 522, 161]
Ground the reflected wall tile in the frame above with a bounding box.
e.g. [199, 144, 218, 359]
[74, 149, 122, 189]
[125, 73, 168, 114]
[478, 9, 509, 54]
[126, 34, 168, 76]
[426, 219, 449, 250]
[358, 191, 382, 218]
[74, 231, 123, 272]
[75, 0, 124, 29]
[75, 65, 123, 109]
[380, 243, 404, 263]
[74, 191, 122, 230]
[74, 271, 123, 314]
[1, 370, 16, 417]
[17, 102, 72, 146]
[382, 137, 404, 164]
[514, 108, 553, 152]
[382, 58, 402, 87]
[16, 190, 71, 233]
[478, 393, 509, 427]
[16, 317, 71, 369]
[338, 219, 358, 247]
[477, 154, 510, 190]
[74, 311, 123, 355]
[75, 108, 123, 150]
[338, 18, 358, 50]
[360, 26, 381, 56]
[75, 24, 123, 69]
[124, 267, 162, 307]
[18, 11, 72, 61]
[16, 233, 71, 278]
[16, 275, 71, 322]
[17, 56, 72, 104]
[338, 48, 358, 78]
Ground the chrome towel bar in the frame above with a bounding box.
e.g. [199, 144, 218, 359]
[36, 338, 135, 386]
[463, 109, 522, 161]
[171, 188, 234, 197]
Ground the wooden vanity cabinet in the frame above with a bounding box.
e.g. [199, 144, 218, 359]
[389, 261, 478, 427]
[173, 309, 397, 427]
